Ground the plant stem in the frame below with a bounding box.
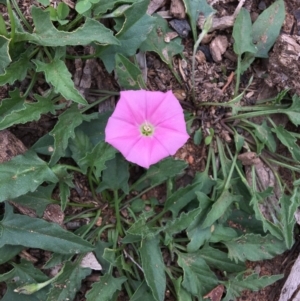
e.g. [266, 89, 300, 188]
[6, 0, 15, 42]
[234, 55, 241, 97]
[114, 190, 124, 236]
[23, 71, 37, 98]
[11, 0, 33, 32]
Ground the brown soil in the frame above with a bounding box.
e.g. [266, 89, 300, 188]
[0, 0, 299, 301]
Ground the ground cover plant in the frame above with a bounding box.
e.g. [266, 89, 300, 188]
[0, 0, 299, 300]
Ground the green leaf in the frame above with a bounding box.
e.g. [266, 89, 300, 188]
[46, 262, 91, 301]
[252, 0, 285, 58]
[75, 0, 92, 14]
[283, 94, 300, 126]
[173, 277, 192, 301]
[0, 35, 11, 74]
[280, 189, 300, 249]
[57, 2, 70, 19]
[224, 233, 287, 262]
[273, 125, 300, 161]
[37, 0, 50, 5]
[85, 274, 126, 301]
[93, 0, 135, 15]
[15, 6, 119, 46]
[164, 207, 201, 242]
[115, 53, 146, 90]
[140, 236, 166, 301]
[164, 181, 204, 216]
[223, 273, 283, 301]
[78, 141, 116, 176]
[0, 92, 56, 130]
[140, 15, 183, 67]
[182, 0, 215, 41]
[233, 8, 257, 55]
[253, 120, 276, 152]
[0, 245, 24, 264]
[0, 258, 49, 300]
[0, 203, 94, 254]
[69, 130, 94, 164]
[34, 59, 87, 105]
[0, 151, 58, 202]
[250, 189, 283, 239]
[12, 185, 55, 217]
[98, 0, 155, 72]
[0, 258, 48, 283]
[199, 245, 245, 273]
[136, 158, 187, 189]
[201, 191, 242, 229]
[0, 49, 32, 85]
[130, 280, 157, 301]
[177, 251, 218, 296]
[101, 153, 129, 194]
[49, 106, 94, 166]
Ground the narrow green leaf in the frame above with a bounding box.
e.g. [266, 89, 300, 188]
[98, 0, 155, 72]
[253, 121, 276, 152]
[283, 94, 300, 126]
[0, 35, 11, 74]
[224, 233, 287, 262]
[140, 236, 166, 301]
[93, 0, 135, 15]
[46, 262, 91, 301]
[233, 8, 257, 55]
[49, 106, 94, 166]
[164, 181, 203, 216]
[136, 158, 187, 190]
[250, 189, 283, 239]
[177, 251, 218, 296]
[280, 189, 300, 249]
[182, 0, 215, 41]
[12, 185, 55, 217]
[252, 0, 285, 58]
[0, 151, 58, 202]
[102, 153, 129, 193]
[0, 245, 24, 265]
[173, 277, 192, 301]
[198, 245, 245, 273]
[273, 125, 300, 162]
[164, 207, 201, 239]
[0, 203, 94, 254]
[15, 6, 119, 46]
[115, 53, 146, 90]
[140, 15, 183, 67]
[34, 59, 87, 105]
[223, 273, 283, 301]
[0, 93, 56, 130]
[201, 191, 242, 229]
[85, 274, 126, 301]
[0, 50, 32, 85]
[78, 141, 116, 176]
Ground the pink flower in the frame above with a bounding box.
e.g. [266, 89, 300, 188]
[105, 90, 189, 168]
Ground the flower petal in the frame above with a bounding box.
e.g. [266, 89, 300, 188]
[105, 118, 140, 156]
[126, 137, 170, 168]
[147, 91, 184, 126]
[154, 126, 189, 155]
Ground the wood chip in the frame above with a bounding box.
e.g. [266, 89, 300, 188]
[170, 0, 186, 19]
[209, 35, 228, 62]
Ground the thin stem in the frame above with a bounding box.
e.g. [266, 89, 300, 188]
[23, 71, 37, 98]
[234, 55, 241, 97]
[11, 0, 33, 32]
[114, 190, 124, 236]
[80, 95, 111, 113]
[80, 209, 101, 238]
[6, 0, 15, 42]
